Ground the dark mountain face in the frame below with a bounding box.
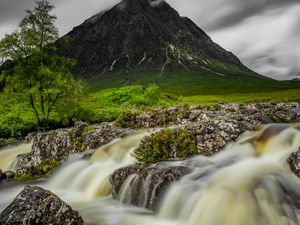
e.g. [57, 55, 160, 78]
[62, 0, 251, 80]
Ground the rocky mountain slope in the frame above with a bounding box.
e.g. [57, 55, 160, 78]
[61, 0, 259, 82]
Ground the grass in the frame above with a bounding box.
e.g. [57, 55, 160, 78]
[182, 89, 300, 105]
[0, 84, 179, 139]
[88, 68, 300, 96]
[1, 65, 300, 140]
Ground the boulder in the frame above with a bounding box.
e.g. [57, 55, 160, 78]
[2, 171, 15, 181]
[14, 122, 130, 176]
[0, 186, 84, 225]
[111, 164, 191, 210]
[288, 148, 300, 177]
[133, 120, 246, 165]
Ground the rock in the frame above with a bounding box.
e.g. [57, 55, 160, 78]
[82, 123, 131, 149]
[25, 132, 38, 143]
[2, 171, 15, 180]
[287, 148, 300, 177]
[111, 164, 191, 210]
[0, 186, 84, 225]
[0, 169, 3, 181]
[115, 103, 300, 130]
[14, 122, 130, 176]
[74, 121, 89, 129]
[133, 120, 245, 164]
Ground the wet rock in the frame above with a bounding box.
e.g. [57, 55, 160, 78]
[25, 132, 38, 143]
[111, 164, 191, 210]
[82, 123, 131, 149]
[14, 123, 130, 176]
[133, 120, 245, 164]
[0, 186, 84, 225]
[2, 171, 15, 181]
[287, 149, 300, 177]
[192, 120, 244, 156]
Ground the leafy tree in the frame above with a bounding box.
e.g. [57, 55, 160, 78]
[0, 0, 83, 128]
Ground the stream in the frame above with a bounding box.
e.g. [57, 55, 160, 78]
[1, 124, 300, 225]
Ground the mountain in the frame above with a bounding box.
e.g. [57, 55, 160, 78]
[61, 0, 266, 88]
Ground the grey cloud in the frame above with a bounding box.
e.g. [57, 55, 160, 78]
[0, 0, 33, 26]
[204, 0, 299, 31]
[210, 3, 300, 80]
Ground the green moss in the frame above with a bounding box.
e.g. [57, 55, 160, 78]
[83, 125, 94, 133]
[74, 136, 86, 152]
[176, 104, 190, 119]
[15, 159, 60, 180]
[114, 110, 143, 128]
[40, 159, 60, 174]
[133, 128, 198, 164]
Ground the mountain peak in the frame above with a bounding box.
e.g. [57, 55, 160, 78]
[62, 0, 251, 80]
[122, 0, 165, 7]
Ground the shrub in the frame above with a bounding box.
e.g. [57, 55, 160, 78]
[114, 110, 142, 128]
[0, 115, 36, 139]
[133, 128, 198, 164]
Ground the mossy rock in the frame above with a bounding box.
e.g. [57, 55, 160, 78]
[15, 159, 60, 180]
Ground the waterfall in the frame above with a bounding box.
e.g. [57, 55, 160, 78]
[157, 124, 300, 225]
[0, 142, 32, 171]
[47, 130, 150, 199]
[1, 124, 300, 225]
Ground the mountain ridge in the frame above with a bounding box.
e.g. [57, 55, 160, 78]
[61, 0, 259, 82]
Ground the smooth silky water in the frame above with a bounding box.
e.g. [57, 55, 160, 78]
[0, 142, 32, 171]
[1, 124, 300, 225]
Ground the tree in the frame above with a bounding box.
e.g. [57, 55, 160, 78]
[0, 0, 83, 128]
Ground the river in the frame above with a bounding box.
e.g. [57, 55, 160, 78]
[1, 124, 300, 225]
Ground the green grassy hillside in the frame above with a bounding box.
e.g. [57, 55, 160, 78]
[1, 66, 300, 141]
[88, 68, 300, 96]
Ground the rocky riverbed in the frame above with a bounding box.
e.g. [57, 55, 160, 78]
[13, 102, 300, 176]
[1, 102, 300, 224]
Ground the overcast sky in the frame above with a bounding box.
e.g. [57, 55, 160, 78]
[0, 0, 299, 80]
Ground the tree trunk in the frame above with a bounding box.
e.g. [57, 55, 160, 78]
[29, 93, 41, 127]
[46, 93, 61, 126]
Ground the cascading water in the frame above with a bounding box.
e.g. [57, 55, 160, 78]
[1, 124, 300, 225]
[0, 142, 32, 171]
[48, 130, 149, 199]
[158, 124, 300, 225]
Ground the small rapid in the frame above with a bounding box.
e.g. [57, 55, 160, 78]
[48, 130, 149, 199]
[1, 124, 300, 225]
[0, 143, 32, 171]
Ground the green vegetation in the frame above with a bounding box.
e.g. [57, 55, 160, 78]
[0, 0, 84, 128]
[182, 89, 300, 105]
[89, 68, 300, 96]
[1, 80, 300, 141]
[78, 84, 179, 123]
[0, 84, 177, 139]
[0, 1, 299, 143]
[133, 128, 198, 164]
